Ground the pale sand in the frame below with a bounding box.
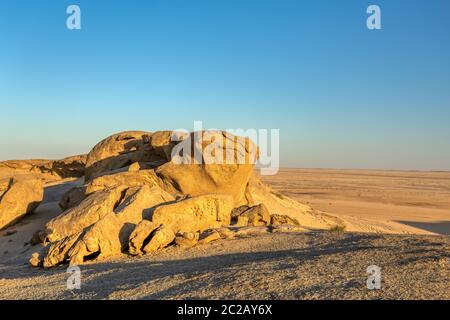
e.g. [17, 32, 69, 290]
[0, 169, 448, 299]
[262, 169, 450, 235]
[1, 232, 448, 299]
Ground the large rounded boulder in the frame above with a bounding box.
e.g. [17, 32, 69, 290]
[156, 130, 259, 205]
[84, 131, 154, 181]
[0, 175, 44, 230]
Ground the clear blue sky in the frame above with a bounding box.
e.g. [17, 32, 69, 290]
[1, 0, 450, 170]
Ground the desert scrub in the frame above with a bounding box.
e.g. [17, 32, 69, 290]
[328, 225, 346, 232]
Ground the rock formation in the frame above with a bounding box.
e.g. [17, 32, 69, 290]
[12, 130, 337, 268]
[0, 154, 89, 231]
[0, 155, 87, 180]
[0, 176, 44, 230]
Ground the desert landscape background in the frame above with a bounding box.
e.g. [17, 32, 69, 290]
[263, 169, 450, 236]
[2, 0, 450, 302]
[1, 165, 448, 300]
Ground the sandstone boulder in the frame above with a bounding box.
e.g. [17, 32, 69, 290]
[0, 155, 86, 180]
[128, 220, 157, 256]
[43, 231, 84, 268]
[39, 186, 128, 243]
[128, 194, 233, 255]
[85, 131, 155, 181]
[216, 227, 235, 239]
[85, 169, 165, 194]
[235, 215, 249, 227]
[29, 252, 42, 267]
[39, 185, 175, 266]
[59, 185, 87, 211]
[156, 131, 258, 205]
[149, 130, 176, 161]
[198, 230, 221, 245]
[270, 214, 300, 226]
[151, 194, 233, 234]
[142, 225, 176, 253]
[231, 203, 271, 227]
[0, 176, 44, 230]
[174, 232, 199, 248]
[127, 162, 141, 172]
[0, 160, 52, 178]
[50, 154, 87, 178]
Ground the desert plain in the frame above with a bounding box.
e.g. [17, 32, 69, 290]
[0, 165, 448, 300]
[263, 168, 450, 236]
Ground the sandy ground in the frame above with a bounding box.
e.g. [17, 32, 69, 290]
[0, 232, 448, 299]
[262, 169, 450, 236]
[0, 169, 449, 299]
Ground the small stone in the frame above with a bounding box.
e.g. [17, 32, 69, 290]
[198, 230, 221, 245]
[128, 162, 141, 172]
[270, 214, 300, 226]
[29, 252, 42, 267]
[175, 232, 199, 247]
[216, 227, 235, 239]
[143, 225, 175, 253]
[231, 204, 271, 227]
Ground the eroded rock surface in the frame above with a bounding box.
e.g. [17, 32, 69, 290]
[39, 186, 128, 243]
[85, 131, 156, 181]
[22, 130, 334, 268]
[0, 176, 44, 230]
[0, 155, 86, 180]
[59, 185, 87, 211]
[231, 204, 271, 226]
[156, 131, 258, 205]
[128, 194, 233, 256]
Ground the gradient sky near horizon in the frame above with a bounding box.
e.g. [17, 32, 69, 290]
[1, 0, 450, 170]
